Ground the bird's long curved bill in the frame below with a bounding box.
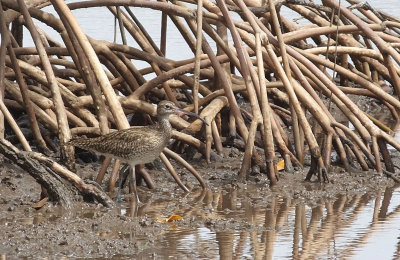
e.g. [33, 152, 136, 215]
[175, 108, 209, 125]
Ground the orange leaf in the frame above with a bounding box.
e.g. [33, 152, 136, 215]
[167, 215, 182, 222]
[156, 215, 183, 223]
[276, 160, 285, 171]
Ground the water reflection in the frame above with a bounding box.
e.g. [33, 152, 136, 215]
[118, 184, 400, 259]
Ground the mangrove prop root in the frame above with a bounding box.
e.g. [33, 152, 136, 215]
[1, 0, 400, 204]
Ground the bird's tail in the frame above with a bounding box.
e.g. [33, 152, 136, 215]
[67, 138, 97, 150]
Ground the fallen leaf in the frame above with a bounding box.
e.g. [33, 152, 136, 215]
[32, 197, 48, 209]
[167, 215, 182, 222]
[276, 160, 285, 171]
[156, 215, 183, 223]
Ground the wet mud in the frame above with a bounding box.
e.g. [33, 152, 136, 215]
[0, 147, 397, 259]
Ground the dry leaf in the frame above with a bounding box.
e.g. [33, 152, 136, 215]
[156, 215, 183, 223]
[168, 215, 182, 222]
[276, 160, 285, 171]
[32, 197, 48, 209]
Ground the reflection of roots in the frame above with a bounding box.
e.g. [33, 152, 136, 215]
[1, 0, 400, 205]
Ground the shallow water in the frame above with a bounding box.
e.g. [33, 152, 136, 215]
[2, 179, 400, 259]
[111, 184, 400, 259]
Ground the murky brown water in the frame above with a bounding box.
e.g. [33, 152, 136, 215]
[1, 156, 399, 259]
[5, 183, 400, 259]
[113, 184, 400, 259]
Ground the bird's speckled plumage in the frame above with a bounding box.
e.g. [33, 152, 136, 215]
[68, 100, 180, 166]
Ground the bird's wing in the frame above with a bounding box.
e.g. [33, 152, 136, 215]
[73, 126, 163, 159]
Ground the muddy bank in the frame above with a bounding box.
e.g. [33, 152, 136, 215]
[0, 149, 396, 259]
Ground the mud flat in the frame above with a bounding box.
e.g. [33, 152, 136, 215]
[0, 148, 397, 259]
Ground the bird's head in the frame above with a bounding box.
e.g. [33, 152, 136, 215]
[157, 100, 208, 125]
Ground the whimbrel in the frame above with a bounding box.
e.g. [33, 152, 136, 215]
[68, 100, 206, 201]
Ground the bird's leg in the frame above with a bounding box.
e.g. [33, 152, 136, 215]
[129, 167, 140, 204]
[115, 164, 130, 202]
